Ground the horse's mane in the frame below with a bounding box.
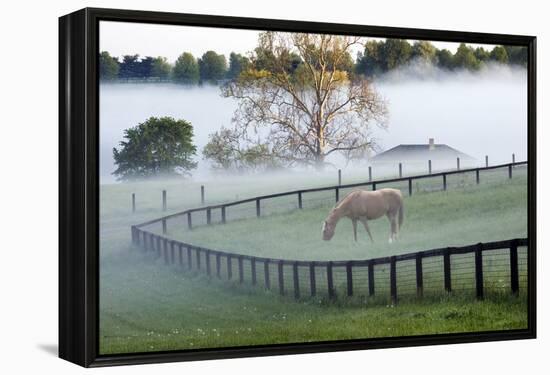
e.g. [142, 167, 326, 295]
[334, 190, 358, 210]
[328, 190, 356, 220]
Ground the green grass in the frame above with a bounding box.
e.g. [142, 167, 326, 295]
[100, 248, 527, 354]
[99, 166, 529, 355]
[166, 173, 527, 261]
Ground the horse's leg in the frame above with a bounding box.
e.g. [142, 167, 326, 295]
[352, 218, 358, 242]
[390, 215, 398, 243]
[359, 218, 374, 242]
[387, 213, 397, 243]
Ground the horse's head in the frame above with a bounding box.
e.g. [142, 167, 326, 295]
[322, 220, 336, 241]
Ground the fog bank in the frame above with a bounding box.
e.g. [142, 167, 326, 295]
[100, 65, 527, 184]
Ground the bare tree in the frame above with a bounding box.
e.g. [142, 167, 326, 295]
[219, 31, 388, 169]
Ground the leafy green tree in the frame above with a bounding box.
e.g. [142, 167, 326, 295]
[355, 40, 385, 77]
[436, 49, 455, 70]
[453, 43, 481, 70]
[227, 52, 251, 79]
[138, 56, 155, 78]
[474, 47, 490, 63]
[504, 46, 527, 66]
[151, 57, 171, 79]
[173, 52, 200, 84]
[380, 39, 412, 70]
[490, 46, 509, 63]
[118, 54, 141, 78]
[112, 117, 197, 180]
[411, 41, 437, 63]
[198, 51, 228, 82]
[99, 51, 119, 80]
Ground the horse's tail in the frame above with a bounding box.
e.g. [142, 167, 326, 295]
[398, 199, 404, 229]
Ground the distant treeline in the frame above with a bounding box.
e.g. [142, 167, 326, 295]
[100, 39, 527, 83]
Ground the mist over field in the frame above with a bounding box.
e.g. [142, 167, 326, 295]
[99, 64, 527, 184]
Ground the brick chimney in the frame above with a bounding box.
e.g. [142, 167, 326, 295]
[429, 138, 435, 151]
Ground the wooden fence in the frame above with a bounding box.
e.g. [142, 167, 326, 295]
[131, 228, 528, 303]
[134, 161, 526, 231]
[130, 160, 528, 303]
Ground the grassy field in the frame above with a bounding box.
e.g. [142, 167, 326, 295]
[100, 249, 527, 354]
[167, 174, 527, 261]
[99, 165, 529, 355]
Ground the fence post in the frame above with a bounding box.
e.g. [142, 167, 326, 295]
[327, 262, 335, 299]
[196, 247, 201, 270]
[227, 255, 232, 280]
[509, 164, 513, 179]
[251, 258, 257, 285]
[408, 178, 412, 196]
[216, 253, 221, 278]
[416, 252, 423, 298]
[372, 182, 377, 191]
[145, 233, 150, 252]
[368, 260, 375, 296]
[201, 185, 205, 205]
[163, 239, 169, 265]
[205, 250, 211, 276]
[264, 260, 270, 289]
[335, 187, 339, 203]
[221, 206, 226, 224]
[368, 166, 372, 181]
[457, 157, 460, 171]
[298, 191, 303, 209]
[510, 240, 519, 295]
[293, 262, 300, 299]
[206, 208, 211, 225]
[399, 163, 403, 178]
[187, 246, 192, 270]
[444, 249, 451, 293]
[309, 262, 316, 297]
[338, 169, 342, 186]
[162, 190, 167, 211]
[476, 169, 480, 184]
[485, 155, 489, 168]
[256, 199, 261, 217]
[346, 262, 353, 297]
[130, 226, 136, 245]
[132, 193, 136, 213]
[170, 242, 175, 264]
[390, 257, 397, 304]
[443, 174, 447, 191]
[512, 153, 515, 164]
[428, 160, 432, 175]
[162, 218, 167, 234]
[278, 260, 285, 296]
[475, 243, 484, 299]
[238, 256, 244, 283]
[187, 212, 192, 230]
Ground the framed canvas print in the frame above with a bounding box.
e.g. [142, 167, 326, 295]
[59, 7, 536, 367]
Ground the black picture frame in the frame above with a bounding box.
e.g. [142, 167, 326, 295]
[59, 7, 537, 368]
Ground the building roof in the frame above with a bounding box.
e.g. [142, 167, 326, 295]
[371, 144, 475, 162]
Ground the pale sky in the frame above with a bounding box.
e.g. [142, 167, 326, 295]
[100, 21, 497, 63]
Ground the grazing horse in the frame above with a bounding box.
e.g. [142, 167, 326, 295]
[322, 188, 404, 243]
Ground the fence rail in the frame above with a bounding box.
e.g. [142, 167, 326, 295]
[130, 160, 529, 303]
[131, 228, 528, 303]
[135, 161, 527, 229]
